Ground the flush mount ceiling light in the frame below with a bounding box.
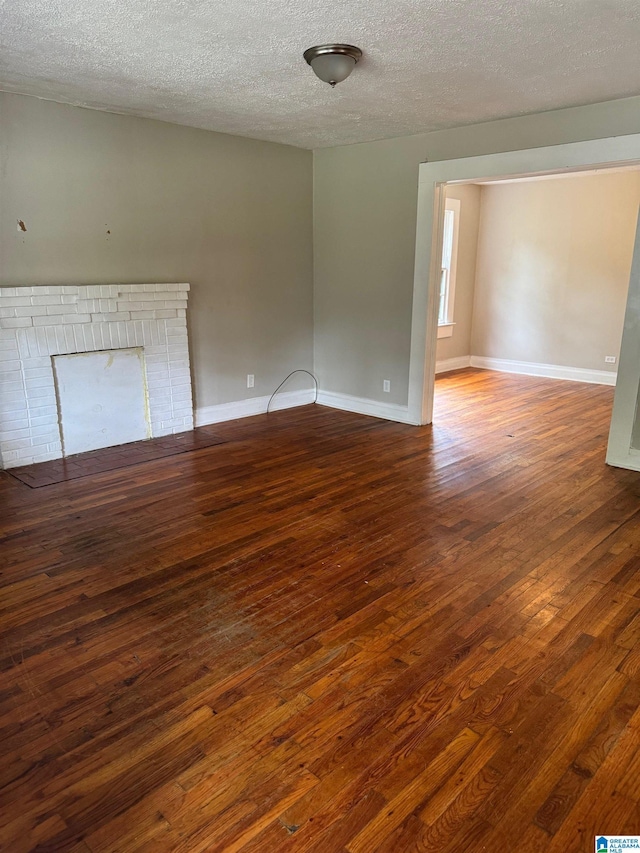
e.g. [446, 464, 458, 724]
[303, 44, 362, 87]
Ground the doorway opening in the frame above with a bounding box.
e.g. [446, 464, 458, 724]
[408, 134, 640, 470]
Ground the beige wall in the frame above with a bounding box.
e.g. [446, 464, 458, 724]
[436, 184, 481, 363]
[0, 93, 313, 409]
[471, 172, 640, 371]
[314, 95, 640, 406]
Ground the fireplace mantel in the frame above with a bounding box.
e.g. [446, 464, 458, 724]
[0, 283, 193, 469]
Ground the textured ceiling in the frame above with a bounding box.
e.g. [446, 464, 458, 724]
[2, 0, 640, 149]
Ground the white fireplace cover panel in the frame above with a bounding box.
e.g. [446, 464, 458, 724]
[53, 348, 151, 455]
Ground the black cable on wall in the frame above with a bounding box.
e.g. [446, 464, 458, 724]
[266, 370, 318, 414]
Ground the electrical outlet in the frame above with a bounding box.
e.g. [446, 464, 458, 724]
[383, 380, 391, 393]
[605, 356, 616, 364]
[247, 374, 255, 388]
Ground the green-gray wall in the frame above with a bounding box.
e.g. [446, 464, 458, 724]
[5, 90, 640, 418]
[313, 95, 640, 406]
[0, 93, 313, 410]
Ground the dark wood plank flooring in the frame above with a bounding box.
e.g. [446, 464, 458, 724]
[8, 428, 226, 488]
[1, 368, 639, 852]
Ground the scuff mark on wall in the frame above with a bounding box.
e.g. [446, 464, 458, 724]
[17, 219, 27, 232]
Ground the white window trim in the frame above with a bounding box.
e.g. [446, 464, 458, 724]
[437, 197, 460, 336]
[437, 321, 455, 339]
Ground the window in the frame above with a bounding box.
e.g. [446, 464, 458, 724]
[437, 198, 460, 338]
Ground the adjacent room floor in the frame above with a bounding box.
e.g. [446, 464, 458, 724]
[1, 368, 639, 852]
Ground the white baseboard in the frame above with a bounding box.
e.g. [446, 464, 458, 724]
[607, 448, 640, 472]
[469, 356, 617, 386]
[435, 355, 472, 374]
[195, 389, 315, 426]
[316, 390, 416, 424]
[194, 356, 614, 430]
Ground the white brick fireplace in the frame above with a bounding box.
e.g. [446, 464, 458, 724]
[0, 283, 193, 469]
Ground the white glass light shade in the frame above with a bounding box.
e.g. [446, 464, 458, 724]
[309, 53, 356, 86]
[303, 44, 362, 87]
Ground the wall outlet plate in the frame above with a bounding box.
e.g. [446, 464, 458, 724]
[605, 356, 617, 364]
[247, 374, 255, 388]
[383, 379, 391, 393]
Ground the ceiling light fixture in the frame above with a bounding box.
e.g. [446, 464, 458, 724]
[303, 44, 362, 87]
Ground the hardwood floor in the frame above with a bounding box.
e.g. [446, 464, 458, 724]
[1, 368, 639, 852]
